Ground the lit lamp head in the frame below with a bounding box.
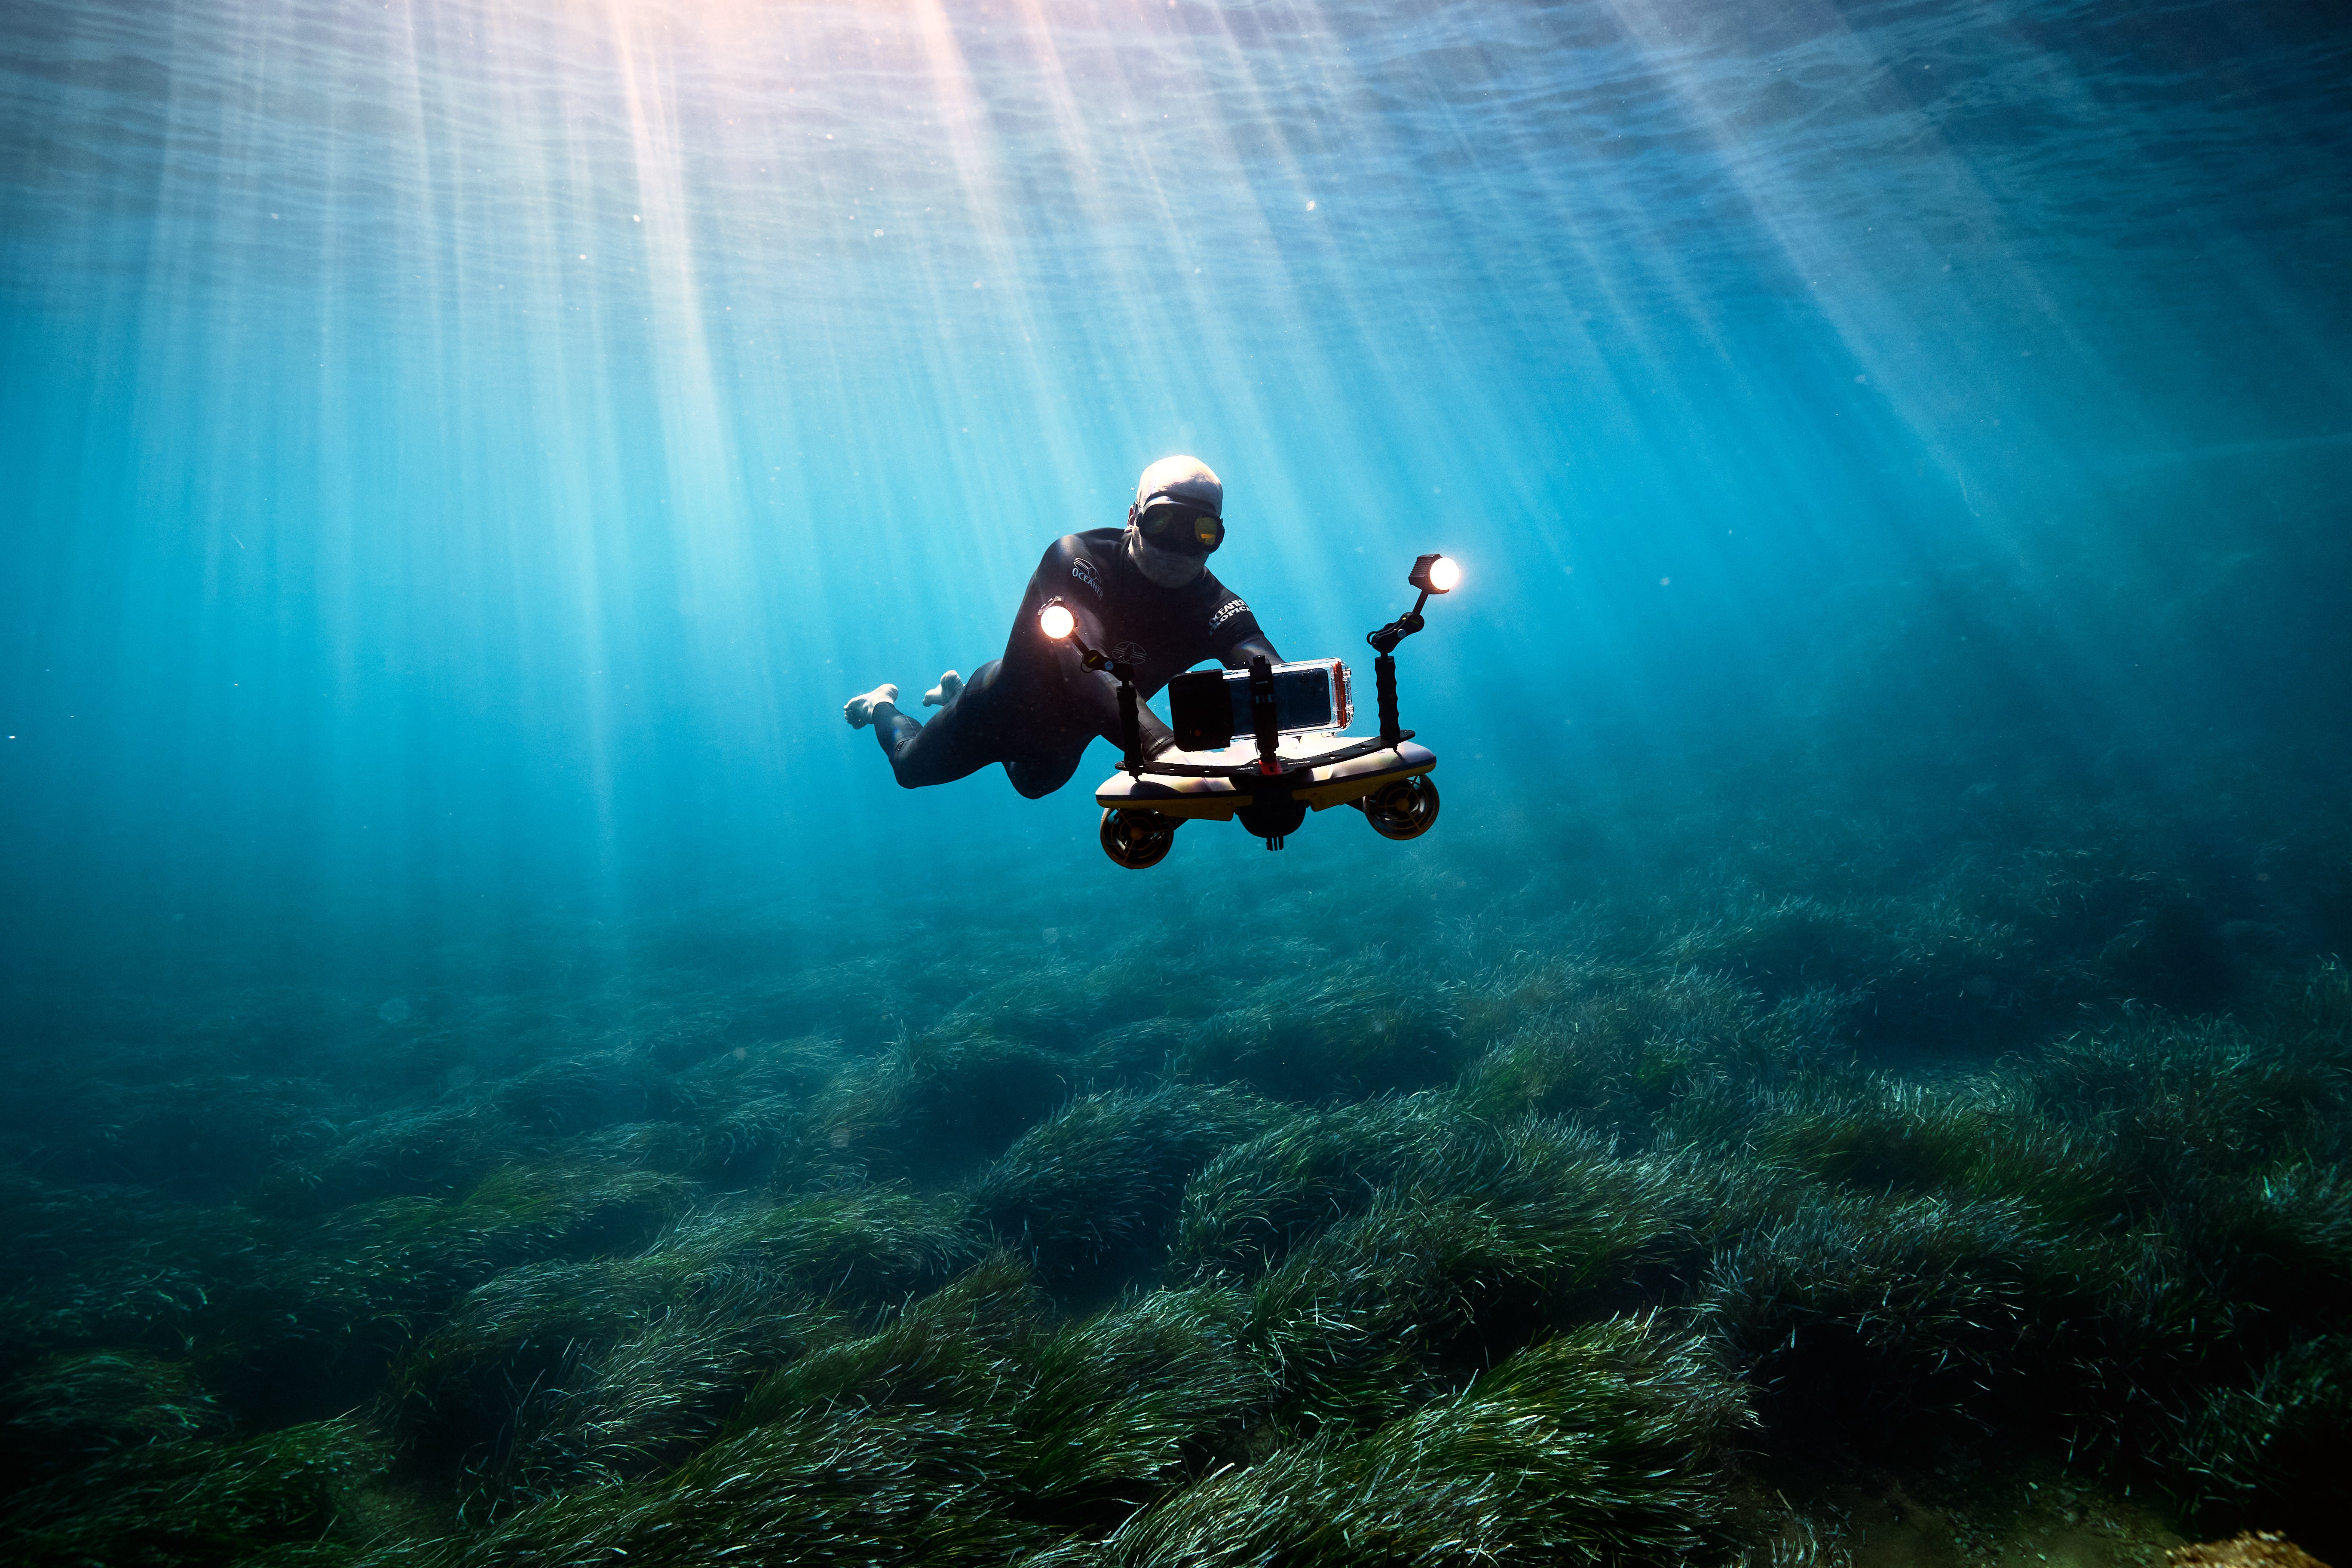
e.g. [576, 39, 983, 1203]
[1369, 552, 1459, 656]
[1038, 603, 1077, 641]
[1409, 553, 1461, 594]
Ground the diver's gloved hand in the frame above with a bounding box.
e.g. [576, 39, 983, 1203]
[843, 683, 899, 730]
[923, 671, 962, 708]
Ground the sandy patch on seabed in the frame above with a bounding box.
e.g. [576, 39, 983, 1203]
[1834, 1475, 2188, 1568]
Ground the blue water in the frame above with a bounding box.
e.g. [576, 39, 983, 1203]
[6, 0, 2344, 996]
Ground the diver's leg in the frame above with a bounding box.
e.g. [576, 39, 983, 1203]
[873, 660, 1014, 789]
[1001, 737, 1091, 800]
[923, 671, 963, 707]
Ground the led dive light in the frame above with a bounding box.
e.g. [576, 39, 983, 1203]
[1410, 554, 1461, 594]
[1036, 600, 1147, 777]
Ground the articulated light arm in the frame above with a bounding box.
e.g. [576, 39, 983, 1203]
[1038, 601, 1150, 772]
[1367, 553, 1460, 745]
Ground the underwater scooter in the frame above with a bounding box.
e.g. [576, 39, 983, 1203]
[1041, 553, 1459, 869]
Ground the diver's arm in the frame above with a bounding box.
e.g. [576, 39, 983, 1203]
[1026, 561, 1181, 756]
[1059, 652, 1179, 757]
[1220, 632, 1283, 668]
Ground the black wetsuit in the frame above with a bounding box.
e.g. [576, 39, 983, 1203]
[873, 528, 1280, 798]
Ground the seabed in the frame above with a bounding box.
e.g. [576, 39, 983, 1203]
[3, 774, 2344, 1567]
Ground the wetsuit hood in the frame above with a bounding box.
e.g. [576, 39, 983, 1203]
[1134, 456, 1222, 516]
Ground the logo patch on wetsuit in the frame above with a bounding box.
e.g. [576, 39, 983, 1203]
[1209, 597, 1248, 630]
[1109, 640, 1148, 666]
[1069, 557, 1105, 598]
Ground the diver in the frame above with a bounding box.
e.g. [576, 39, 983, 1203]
[843, 456, 1282, 798]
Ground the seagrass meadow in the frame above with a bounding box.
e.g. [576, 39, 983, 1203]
[6, 733, 2351, 1566]
[5, 0, 2352, 1565]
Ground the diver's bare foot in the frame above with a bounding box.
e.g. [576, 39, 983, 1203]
[843, 683, 900, 729]
[923, 670, 963, 708]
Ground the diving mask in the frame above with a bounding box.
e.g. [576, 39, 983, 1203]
[1136, 500, 1225, 555]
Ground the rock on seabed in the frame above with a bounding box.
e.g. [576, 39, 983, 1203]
[2171, 1532, 2335, 1568]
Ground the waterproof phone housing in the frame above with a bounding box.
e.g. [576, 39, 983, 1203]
[1166, 658, 1353, 751]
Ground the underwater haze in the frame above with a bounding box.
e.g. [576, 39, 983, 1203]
[3, 1, 2350, 1564]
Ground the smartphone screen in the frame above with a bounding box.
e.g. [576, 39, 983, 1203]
[1223, 663, 1333, 733]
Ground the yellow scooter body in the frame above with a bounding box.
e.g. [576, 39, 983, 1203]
[1094, 735, 1437, 822]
